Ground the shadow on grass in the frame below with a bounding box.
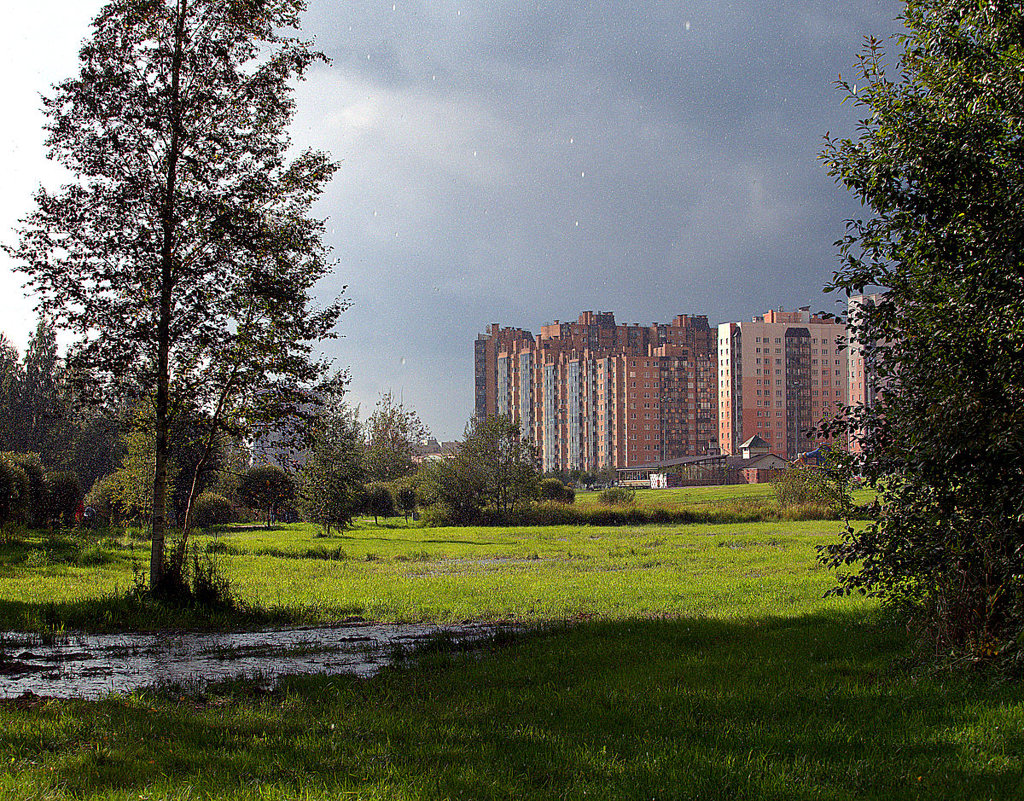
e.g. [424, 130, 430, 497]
[0, 594, 357, 635]
[3, 612, 1023, 799]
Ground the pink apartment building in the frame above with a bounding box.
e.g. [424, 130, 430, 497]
[717, 307, 848, 459]
[475, 311, 718, 472]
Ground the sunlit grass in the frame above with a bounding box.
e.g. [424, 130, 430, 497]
[0, 520, 866, 631]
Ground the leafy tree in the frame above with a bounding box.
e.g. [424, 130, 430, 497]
[297, 405, 364, 535]
[0, 336, 25, 453]
[418, 415, 538, 523]
[48, 471, 84, 529]
[20, 319, 74, 465]
[111, 411, 180, 523]
[363, 392, 429, 483]
[364, 482, 395, 524]
[239, 464, 295, 529]
[462, 415, 539, 514]
[819, 1, 1024, 656]
[416, 455, 486, 525]
[395, 483, 418, 522]
[191, 491, 235, 529]
[5, 0, 342, 589]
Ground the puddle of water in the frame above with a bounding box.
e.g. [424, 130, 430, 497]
[0, 622, 496, 700]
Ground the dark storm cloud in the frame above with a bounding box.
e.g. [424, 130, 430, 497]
[291, 0, 903, 437]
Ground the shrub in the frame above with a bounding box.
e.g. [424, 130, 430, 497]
[191, 491, 235, 529]
[152, 540, 235, 610]
[238, 464, 295, 528]
[0, 455, 31, 527]
[539, 478, 576, 504]
[4, 453, 47, 528]
[48, 470, 83, 529]
[598, 486, 636, 506]
[85, 473, 122, 527]
[773, 465, 850, 516]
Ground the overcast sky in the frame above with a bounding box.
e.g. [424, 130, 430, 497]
[0, 0, 903, 439]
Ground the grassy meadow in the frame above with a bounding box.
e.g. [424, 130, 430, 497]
[1, 518, 866, 632]
[2, 509, 1022, 799]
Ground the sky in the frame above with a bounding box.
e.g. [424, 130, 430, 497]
[0, 0, 903, 440]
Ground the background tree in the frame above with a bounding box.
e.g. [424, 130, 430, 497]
[395, 483, 418, 522]
[0, 336, 26, 453]
[461, 415, 539, 515]
[239, 464, 295, 530]
[364, 482, 395, 524]
[5, 0, 341, 589]
[819, 0, 1024, 656]
[363, 391, 429, 482]
[416, 455, 486, 525]
[297, 404, 365, 535]
[48, 471, 84, 530]
[0, 455, 31, 532]
[417, 415, 538, 523]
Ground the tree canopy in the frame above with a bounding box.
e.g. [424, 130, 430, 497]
[820, 0, 1024, 658]
[5, 0, 342, 587]
[363, 392, 429, 483]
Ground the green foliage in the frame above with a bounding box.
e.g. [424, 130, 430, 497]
[0, 455, 31, 527]
[4, 0, 342, 588]
[820, 1, 1024, 658]
[84, 473, 121, 527]
[152, 541, 236, 611]
[47, 470, 83, 529]
[772, 463, 850, 517]
[6, 453, 48, 528]
[539, 477, 575, 504]
[394, 483, 418, 521]
[416, 415, 539, 523]
[239, 464, 296, 529]
[598, 486, 636, 506]
[297, 404, 365, 535]
[363, 391, 428, 482]
[364, 483, 396, 523]
[110, 410, 180, 523]
[191, 492, 235, 529]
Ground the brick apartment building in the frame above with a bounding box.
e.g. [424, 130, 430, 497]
[474, 311, 718, 473]
[846, 293, 887, 452]
[717, 307, 848, 459]
[477, 306, 856, 470]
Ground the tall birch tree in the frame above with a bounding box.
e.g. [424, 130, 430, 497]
[6, 0, 342, 590]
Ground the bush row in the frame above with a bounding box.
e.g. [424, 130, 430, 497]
[421, 499, 843, 527]
[0, 452, 84, 530]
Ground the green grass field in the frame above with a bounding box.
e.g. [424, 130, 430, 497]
[2, 520, 1022, 799]
[576, 483, 877, 509]
[0, 519, 865, 631]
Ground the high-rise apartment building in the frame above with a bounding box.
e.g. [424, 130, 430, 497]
[846, 293, 887, 452]
[475, 311, 718, 471]
[717, 307, 848, 459]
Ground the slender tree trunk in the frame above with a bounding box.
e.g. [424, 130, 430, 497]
[151, 0, 188, 590]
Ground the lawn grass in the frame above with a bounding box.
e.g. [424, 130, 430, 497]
[2, 614, 1022, 799]
[2, 521, 1022, 799]
[576, 483, 877, 510]
[0, 519, 867, 632]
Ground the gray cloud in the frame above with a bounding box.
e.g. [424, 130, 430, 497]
[288, 1, 903, 438]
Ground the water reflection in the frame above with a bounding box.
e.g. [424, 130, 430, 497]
[0, 622, 495, 699]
